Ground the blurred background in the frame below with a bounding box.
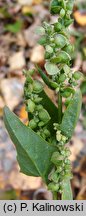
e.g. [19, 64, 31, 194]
[0, 0, 86, 200]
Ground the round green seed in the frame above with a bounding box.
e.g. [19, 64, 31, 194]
[44, 129, 50, 137]
[45, 52, 53, 59]
[63, 44, 74, 55]
[54, 22, 62, 32]
[73, 72, 82, 80]
[29, 119, 37, 129]
[60, 8, 65, 17]
[51, 51, 71, 64]
[27, 99, 35, 113]
[48, 182, 59, 191]
[36, 105, 43, 111]
[38, 121, 45, 127]
[59, 74, 66, 83]
[39, 109, 51, 123]
[46, 45, 53, 54]
[33, 80, 43, 93]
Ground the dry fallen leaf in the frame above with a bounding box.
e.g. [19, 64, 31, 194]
[79, 157, 86, 177]
[19, 105, 28, 124]
[9, 169, 42, 190]
[33, 0, 42, 4]
[74, 52, 82, 71]
[18, 0, 33, 6]
[30, 45, 45, 64]
[76, 186, 86, 200]
[74, 11, 86, 26]
[0, 78, 23, 110]
[0, 175, 6, 190]
[16, 33, 26, 47]
[69, 137, 83, 162]
[0, 96, 5, 108]
[22, 6, 34, 14]
[24, 20, 41, 47]
[8, 51, 26, 71]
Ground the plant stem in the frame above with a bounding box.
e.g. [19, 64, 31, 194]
[58, 92, 62, 124]
[53, 192, 58, 200]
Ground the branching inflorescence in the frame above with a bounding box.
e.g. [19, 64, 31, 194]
[23, 0, 82, 199]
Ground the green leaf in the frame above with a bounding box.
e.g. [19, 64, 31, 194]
[60, 90, 82, 139]
[39, 90, 58, 134]
[62, 180, 73, 200]
[3, 106, 57, 183]
[45, 62, 60, 75]
[5, 20, 23, 33]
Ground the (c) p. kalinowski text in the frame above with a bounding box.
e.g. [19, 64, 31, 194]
[32, 202, 83, 212]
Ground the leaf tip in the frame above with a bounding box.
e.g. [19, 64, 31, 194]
[3, 106, 9, 117]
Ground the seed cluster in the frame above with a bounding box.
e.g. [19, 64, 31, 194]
[48, 123, 72, 193]
[47, 120, 72, 193]
[24, 69, 72, 193]
[45, 0, 75, 193]
[36, 0, 82, 99]
[24, 70, 51, 141]
[48, 146, 72, 193]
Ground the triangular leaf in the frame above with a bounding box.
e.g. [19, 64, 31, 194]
[3, 107, 57, 183]
[60, 90, 82, 139]
[40, 90, 58, 122]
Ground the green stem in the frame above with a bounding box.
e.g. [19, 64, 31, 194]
[58, 92, 62, 124]
[53, 192, 58, 200]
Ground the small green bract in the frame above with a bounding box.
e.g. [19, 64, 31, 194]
[45, 62, 60, 75]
